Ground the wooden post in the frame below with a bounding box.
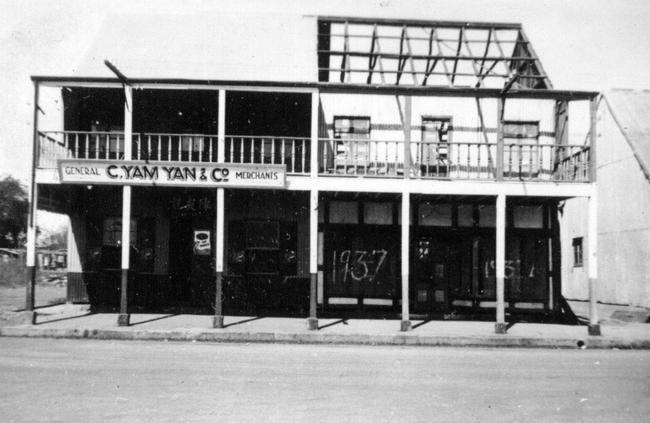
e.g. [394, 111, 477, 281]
[311, 91, 319, 177]
[214, 188, 225, 328]
[495, 193, 507, 334]
[496, 97, 505, 180]
[214, 89, 226, 328]
[589, 96, 598, 183]
[587, 192, 600, 335]
[403, 96, 412, 178]
[117, 86, 132, 327]
[23, 81, 39, 324]
[308, 189, 319, 330]
[400, 192, 411, 331]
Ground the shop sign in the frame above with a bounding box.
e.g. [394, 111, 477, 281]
[57, 160, 286, 188]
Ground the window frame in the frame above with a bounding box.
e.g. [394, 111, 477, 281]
[502, 120, 541, 175]
[572, 237, 584, 268]
[420, 115, 452, 165]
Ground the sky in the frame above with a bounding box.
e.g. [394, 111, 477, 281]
[1, 0, 650, 184]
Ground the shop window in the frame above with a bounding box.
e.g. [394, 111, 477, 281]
[329, 201, 359, 224]
[478, 205, 495, 228]
[503, 121, 540, 175]
[513, 205, 544, 228]
[364, 202, 393, 225]
[333, 116, 370, 172]
[572, 237, 583, 268]
[227, 220, 297, 277]
[97, 218, 154, 272]
[457, 204, 474, 227]
[103, 218, 136, 246]
[418, 202, 452, 226]
[420, 117, 451, 167]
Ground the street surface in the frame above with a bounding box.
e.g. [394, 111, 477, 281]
[0, 338, 648, 422]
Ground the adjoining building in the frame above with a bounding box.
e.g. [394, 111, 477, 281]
[24, 14, 601, 334]
[562, 89, 650, 308]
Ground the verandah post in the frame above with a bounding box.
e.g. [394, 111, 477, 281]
[400, 191, 411, 331]
[23, 81, 39, 324]
[587, 95, 600, 336]
[307, 90, 319, 330]
[587, 192, 600, 335]
[118, 85, 133, 326]
[214, 188, 225, 328]
[214, 88, 226, 328]
[308, 189, 319, 330]
[495, 193, 507, 334]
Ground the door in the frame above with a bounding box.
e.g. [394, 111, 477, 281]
[412, 236, 453, 312]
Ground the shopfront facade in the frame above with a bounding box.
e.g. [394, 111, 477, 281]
[25, 16, 601, 334]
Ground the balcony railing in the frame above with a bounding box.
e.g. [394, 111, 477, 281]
[224, 136, 310, 174]
[37, 131, 590, 182]
[318, 138, 591, 182]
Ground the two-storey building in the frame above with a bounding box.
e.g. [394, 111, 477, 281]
[24, 14, 601, 334]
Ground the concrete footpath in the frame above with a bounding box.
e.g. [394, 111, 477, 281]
[1, 302, 649, 349]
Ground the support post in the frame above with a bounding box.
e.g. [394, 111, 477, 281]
[400, 192, 411, 331]
[23, 81, 40, 324]
[589, 96, 598, 183]
[403, 96, 412, 178]
[310, 91, 319, 177]
[308, 189, 319, 330]
[214, 88, 226, 328]
[214, 188, 225, 328]
[118, 85, 132, 327]
[587, 192, 600, 335]
[495, 194, 507, 334]
[496, 97, 505, 180]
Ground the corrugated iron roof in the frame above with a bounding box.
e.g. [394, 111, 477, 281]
[74, 13, 318, 82]
[605, 89, 650, 181]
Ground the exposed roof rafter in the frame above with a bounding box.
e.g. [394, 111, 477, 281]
[317, 17, 552, 90]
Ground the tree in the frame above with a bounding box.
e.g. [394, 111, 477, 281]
[0, 176, 28, 248]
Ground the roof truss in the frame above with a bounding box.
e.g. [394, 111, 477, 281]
[317, 17, 552, 89]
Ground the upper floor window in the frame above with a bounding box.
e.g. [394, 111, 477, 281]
[333, 116, 370, 139]
[421, 117, 451, 163]
[503, 121, 540, 176]
[333, 116, 371, 173]
[503, 121, 539, 142]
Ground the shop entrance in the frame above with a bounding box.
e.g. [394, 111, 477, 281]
[168, 216, 215, 306]
[412, 235, 463, 313]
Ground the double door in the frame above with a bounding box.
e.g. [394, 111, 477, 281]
[412, 235, 461, 313]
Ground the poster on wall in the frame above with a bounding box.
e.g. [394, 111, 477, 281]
[193, 230, 211, 255]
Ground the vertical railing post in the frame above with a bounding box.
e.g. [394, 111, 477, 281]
[214, 88, 226, 328]
[400, 192, 411, 331]
[496, 97, 505, 180]
[495, 193, 507, 334]
[23, 81, 40, 324]
[118, 85, 133, 327]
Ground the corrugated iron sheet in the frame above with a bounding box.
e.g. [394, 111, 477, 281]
[604, 89, 650, 181]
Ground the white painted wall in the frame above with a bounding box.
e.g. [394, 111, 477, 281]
[561, 100, 650, 306]
[319, 93, 558, 175]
